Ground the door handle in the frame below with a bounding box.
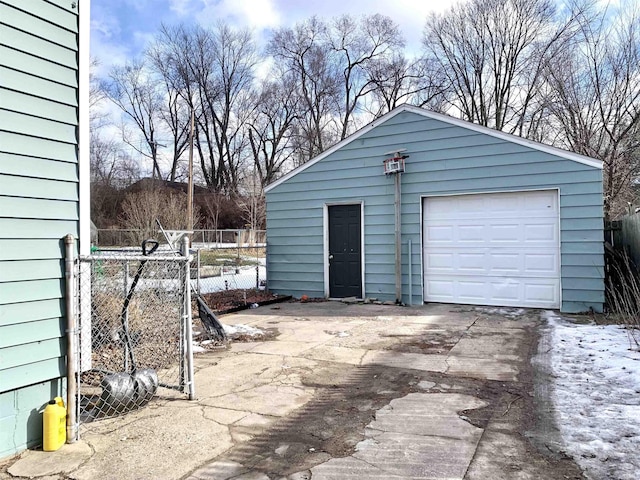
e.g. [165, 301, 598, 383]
[329, 255, 334, 260]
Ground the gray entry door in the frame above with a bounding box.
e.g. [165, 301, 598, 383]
[328, 204, 362, 298]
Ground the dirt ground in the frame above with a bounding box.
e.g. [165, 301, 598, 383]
[200, 289, 282, 313]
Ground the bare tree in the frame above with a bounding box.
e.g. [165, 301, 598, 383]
[543, 3, 640, 218]
[120, 189, 200, 243]
[146, 42, 191, 182]
[366, 53, 450, 117]
[326, 14, 405, 139]
[89, 57, 111, 129]
[152, 23, 257, 193]
[423, 0, 582, 134]
[247, 70, 299, 188]
[103, 59, 164, 179]
[269, 17, 340, 162]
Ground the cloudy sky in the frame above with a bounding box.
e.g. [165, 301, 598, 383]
[90, 0, 459, 73]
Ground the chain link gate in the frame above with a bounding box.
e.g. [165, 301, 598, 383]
[74, 244, 195, 425]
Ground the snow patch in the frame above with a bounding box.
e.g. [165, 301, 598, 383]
[223, 323, 264, 337]
[475, 306, 525, 317]
[543, 311, 640, 480]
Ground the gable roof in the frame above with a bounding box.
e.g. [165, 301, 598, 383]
[265, 104, 603, 193]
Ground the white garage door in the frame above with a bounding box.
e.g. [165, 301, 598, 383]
[423, 190, 560, 308]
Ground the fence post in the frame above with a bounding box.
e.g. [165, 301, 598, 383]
[123, 262, 130, 372]
[64, 234, 78, 443]
[196, 249, 201, 296]
[181, 236, 196, 400]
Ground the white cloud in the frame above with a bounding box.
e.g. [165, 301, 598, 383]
[200, 0, 281, 29]
[169, 0, 192, 16]
[271, 0, 459, 54]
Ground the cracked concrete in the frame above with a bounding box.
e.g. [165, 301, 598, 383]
[1, 301, 585, 480]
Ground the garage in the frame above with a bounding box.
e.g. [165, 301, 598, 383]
[266, 105, 604, 313]
[423, 190, 560, 308]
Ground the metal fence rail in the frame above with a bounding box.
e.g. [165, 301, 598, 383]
[193, 246, 266, 294]
[96, 229, 266, 248]
[75, 246, 194, 423]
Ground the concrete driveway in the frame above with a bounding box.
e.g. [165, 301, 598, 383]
[2, 302, 583, 480]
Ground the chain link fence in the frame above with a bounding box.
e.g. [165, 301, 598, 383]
[75, 247, 194, 423]
[96, 229, 266, 248]
[193, 246, 266, 295]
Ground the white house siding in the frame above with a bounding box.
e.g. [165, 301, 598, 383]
[266, 108, 604, 313]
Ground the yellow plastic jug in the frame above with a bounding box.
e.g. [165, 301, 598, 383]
[43, 398, 66, 451]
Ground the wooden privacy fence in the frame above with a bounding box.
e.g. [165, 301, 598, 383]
[607, 213, 640, 266]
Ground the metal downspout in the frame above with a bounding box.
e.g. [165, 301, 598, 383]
[64, 234, 78, 443]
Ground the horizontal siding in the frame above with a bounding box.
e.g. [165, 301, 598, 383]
[0, 279, 64, 305]
[0, 24, 77, 69]
[0, 240, 64, 261]
[561, 241, 603, 254]
[0, 47, 77, 89]
[0, 259, 64, 282]
[0, 218, 78, 238]
[265, 173, 601, 202]
[0, 357, 66, 392]
[4, 0, 77, 30]
[0, 89, 77, 124]
[0, 0, 78, 430]
[267, 111, 604, 310]
[563, 289, 605, 303]
[0, 153, 78, 181]
[0, 197, 78, 220]
[0, 66, 77, 106]
[562, 253, 604, 267]
[0, 338, 64, 369]
[0, 3, 76, 49]
[1, 109, 76, 143]
[0, 132, 77, 162]
[1, 318, 64, 347]
[561, 266, 605, 279]
[0, 299, 64, 327]
[562, 218, 603, 231]
[0, 175, 78, 201]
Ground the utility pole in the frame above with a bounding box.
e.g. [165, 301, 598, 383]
[187, 106, 195, 236]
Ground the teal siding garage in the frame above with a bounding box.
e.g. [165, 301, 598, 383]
[265, 105, 604, 313]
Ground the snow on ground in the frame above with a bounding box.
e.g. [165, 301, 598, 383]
[198, 266, 266, 294]
[474, 306, 526, 317]
[223, 323, 264, 338]
[544, 311, 640, 480]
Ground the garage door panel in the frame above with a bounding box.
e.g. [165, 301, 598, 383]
[458, 280, 487, 301]
[490, 224, 520, 242]
[427, 279, 454, 299]
[524, 253, 557, 273]
[525, 282, 559, 303]
[491, 253, 521, 272]
[427, 275, 560, 308]
[458, 225, 485, 242]
[425, 218, 558, 247]
[427, 190, 557, 220]
[427, 252, 455, 269]
[489, 279, 520, 302]
[426, 248, 559, 277]
[424, 225, 455, 243]
[524, 224, 557, 242]
[458, 253, 485, 271]
[423, 190, 560, 308]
